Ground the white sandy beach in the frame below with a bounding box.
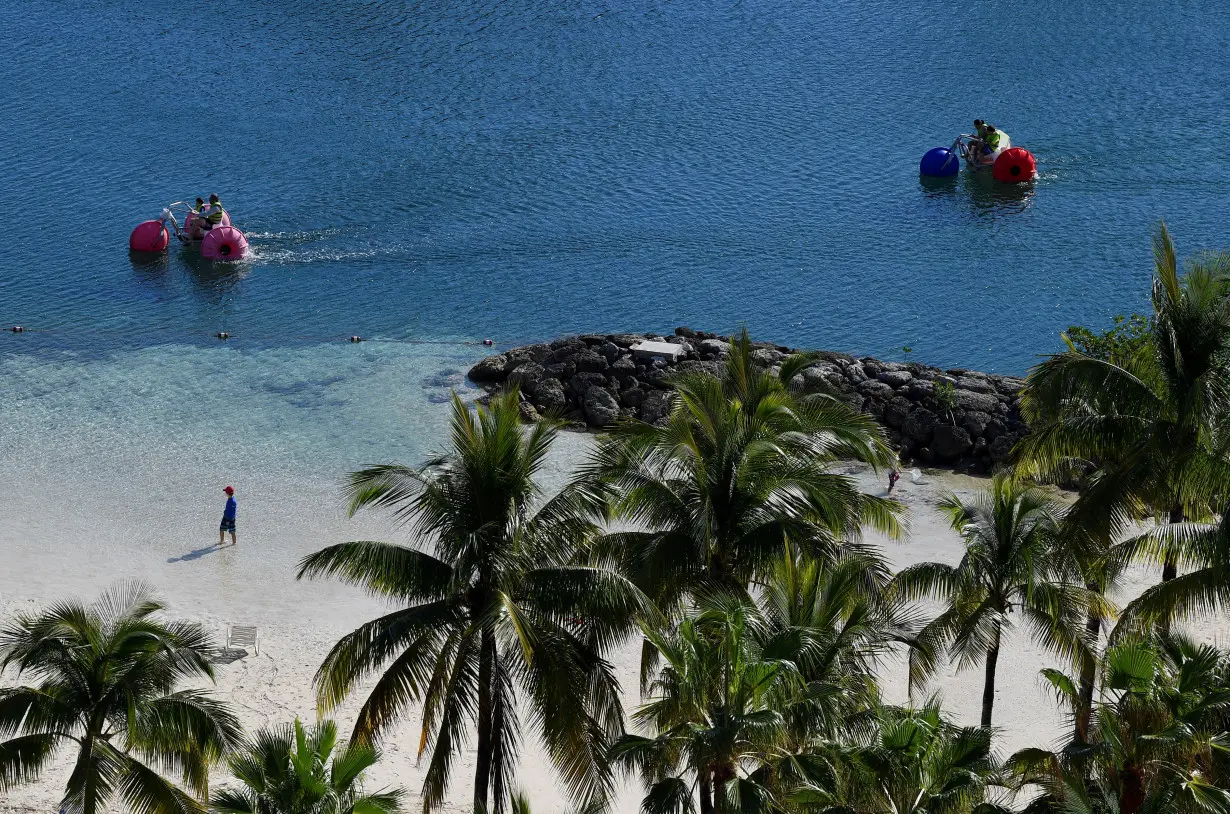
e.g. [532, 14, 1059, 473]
[0, 427, 1214, 814]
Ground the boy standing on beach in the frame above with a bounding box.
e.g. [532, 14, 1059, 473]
[220, 486, 237, 546]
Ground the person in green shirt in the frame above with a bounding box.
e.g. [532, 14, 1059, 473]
[982, 124, 1002, 153]
[195, 193, 225, 233]
[971, 120, 1005, 165]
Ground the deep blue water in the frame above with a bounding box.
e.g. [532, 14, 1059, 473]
[5, 0, 1230, 372]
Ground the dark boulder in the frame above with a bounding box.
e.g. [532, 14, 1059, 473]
[620, 388, 646, 408]
[861, 358, 886, 378]
[574, 350, 609, 373]
[878, 370, 913, 388]
[857, 380, 896, 400]
[955, 375, 996, 394]
[533, 378, 567, 414]
[518, 400, 542, 423]
[641, 368, 672, 389]
[956, 389, 1001, 414]
[800, 366, 833, 392]
[469, 354, 510, 383]
[550, 339, 586, 359]
[993, 376, 1026, 396]
[752, 348, 785, 367]
[932, 425, 973, 460]
[989, 434, 1018, 462]
[641, 390, 673, 425]
[904, 409, 938, 444]
[961, 410, 993, 438]
[583, 387, 620, 427]
[599, 342, 622, 362]
[544, 361, 575, 380]
[677, 360, 724, 378]
[883, 397, 913, 430]
[507, 363, 545, 395]
[506, 343, 552, 367]
[570, 372, 609, 396]
[616, 374, 639, 391]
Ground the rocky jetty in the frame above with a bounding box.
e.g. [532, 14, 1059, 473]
[467, 328, 1029, 475]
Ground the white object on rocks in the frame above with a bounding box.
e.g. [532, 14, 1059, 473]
[631, 340, 686, 363]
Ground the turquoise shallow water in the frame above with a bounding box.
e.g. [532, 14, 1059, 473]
[3, 0, 1230, 487]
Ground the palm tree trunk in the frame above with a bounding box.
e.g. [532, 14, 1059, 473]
[698, 770, 714, 814]
[981, 627, 1001, 728]
[1120, 762, 1144, 814]
[1157, 505, 1184, 638]
[81, 723, 102, 814]
[474, 628, 496, 814]
[712, 764, 735, 814]
[1163, 505, 1183, 583]
[1075, 598, 1100, 743]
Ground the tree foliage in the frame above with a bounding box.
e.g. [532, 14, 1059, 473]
[211, 718, 403, 814]
[298, 391, 648, 814]
[585, 329, 901, 615]
[0, 582, 243, 814]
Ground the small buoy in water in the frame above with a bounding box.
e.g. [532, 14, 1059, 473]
[919, 147, 959, 177]
[482, 338, 494, 346]
[11, 326, 24, 333]
[992, 147, 1037, 183]
[349, 335, 362, 343]
[216, 331, 229, 340]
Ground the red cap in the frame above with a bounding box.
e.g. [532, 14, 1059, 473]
[223, 486, 234, 494]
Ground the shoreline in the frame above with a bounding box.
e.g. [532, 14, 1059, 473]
[470, 328, 1030, 475]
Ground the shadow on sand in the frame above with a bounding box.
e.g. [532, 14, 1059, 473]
[210, 648, 250, 665]
[167, 543, 227, 563]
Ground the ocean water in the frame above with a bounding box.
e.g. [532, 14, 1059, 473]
[3, 0, 1230, 556]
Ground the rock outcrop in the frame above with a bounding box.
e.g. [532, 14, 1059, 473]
[467, 328, 1029, 475]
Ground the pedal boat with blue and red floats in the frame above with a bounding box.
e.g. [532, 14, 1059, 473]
[919, 132, 1037, 183]
[129, 201, 249, 260]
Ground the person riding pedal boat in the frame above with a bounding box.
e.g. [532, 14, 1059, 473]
[196, 194, 225, 233]
[187, 197, 207, 238]
[970, 120, 1007, 165]
[982, 125, 1003, 154]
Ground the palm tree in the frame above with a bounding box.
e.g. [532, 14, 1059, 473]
[1016, 223, 1230, 587]
[1051, 509, 1131, 745]
[586, 330, 901, 614]
[757, 553, 920, 748]
[0, 582, 243, 814]
[297, 390, 649, 814]
[1008, 635, 1230, 814]
[211, 718, 404, 814]
[609, 592, 798, 814]
[812, 700, 1006, 814]
[893, 475, 1090, 727]
[1114, 510, 1230, 632]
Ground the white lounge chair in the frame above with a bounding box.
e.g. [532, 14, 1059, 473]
[227, 625, 259, 655]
